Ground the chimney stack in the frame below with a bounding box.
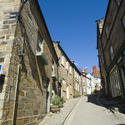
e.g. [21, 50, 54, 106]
[84, 67, 87, 73]
[93, 65, 98, 75]
[79, 68, 82, 73]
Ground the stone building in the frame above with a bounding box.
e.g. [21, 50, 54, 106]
[96, 18, 108, 96]
[73, 66, 82, 96]
[82, 67, 101, 95]
[96, 0, 125, 98]
[53, 42, 74, 100]
[53, 42, 82, 100]
[0, 0, 58, 125]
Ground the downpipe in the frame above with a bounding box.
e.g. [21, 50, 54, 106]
[12, 64, 20, 125]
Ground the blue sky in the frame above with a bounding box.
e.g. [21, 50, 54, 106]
[38, 0, 108, 72]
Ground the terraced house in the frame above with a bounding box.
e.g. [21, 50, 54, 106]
[0, 0, 58, 125]
[73, 66, 82, 96]
[96, 0, 125, 98]
[53, 42, 83, 100]
[53, 42, 75, 100]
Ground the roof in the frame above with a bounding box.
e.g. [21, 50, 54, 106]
[34, 0, 59, 64]
[53, 41, 82, 75]
[96, 0, 111, 41]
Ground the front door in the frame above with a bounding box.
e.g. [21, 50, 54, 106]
[120, 65, 125, 95]
[47, 82, 50, 113]
[66, 85, 69, 99]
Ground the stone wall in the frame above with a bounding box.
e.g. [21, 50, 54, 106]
[97, 0, 125, 97]
[0, 0, 58, 125]
[0, 0, 21, 124]
[53, 42, 77, 100]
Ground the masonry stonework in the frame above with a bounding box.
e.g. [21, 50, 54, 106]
[0, 0, 58, 125]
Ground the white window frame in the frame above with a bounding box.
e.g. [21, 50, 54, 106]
[69, 66, 72, 74]
[122, 14, 125, 28]
[115, 0, 121, 6]
[62, 80, 65, 84]
[110, 46, 114, 60]
[106, 26, 110, 38]
[66, 61, 68, 70]
[52, 63, 55, 75]
[37, 34, 43, 52]
[61, 55, 64, 65]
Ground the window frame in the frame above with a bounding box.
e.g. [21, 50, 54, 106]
[110, 46, 114, 60]
[37, 33, 43, 52]
[66, 61, 68, 70]
[61, 55, 64, 66]
[122, 13, 125, 30]
[115, 0, 122, 6]
[0, 58, 4, 63]
[106, 26, 110, 39]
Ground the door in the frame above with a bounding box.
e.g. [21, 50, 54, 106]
[66, 85, 69, 99]
[47, 82, 50, 113]
[120, 65, 125, 94]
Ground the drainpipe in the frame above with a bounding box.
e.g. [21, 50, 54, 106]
[11, 1, 29, 124]
[73, 63, 75, 97]
[12, 64, 20, 125]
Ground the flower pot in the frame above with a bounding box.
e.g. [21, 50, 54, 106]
[50, 105, 60, 113]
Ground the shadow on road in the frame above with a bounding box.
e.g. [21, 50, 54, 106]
[87, 93, 100, 106]
[87, 91, 125, 115]
[116, 124, 125, 125]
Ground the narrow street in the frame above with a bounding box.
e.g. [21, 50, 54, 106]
[64, 96, 125, 125]
[0, 0, 125, 125]
[39, 95, 125, 125]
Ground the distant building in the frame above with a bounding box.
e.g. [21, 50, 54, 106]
[96, 0, 125, 98]
[93, 65, 100, 76]
[82, 67, 101, 95]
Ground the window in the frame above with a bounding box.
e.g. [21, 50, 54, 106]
[62, 80, 65, 84]
[70, 85, 72, 88]
[75, 72, 77, 78]
[115, 0, 121, 6]
[110, 46, 114, 60]
[106, 26, 110, 38]
[69, 66, 72, 74]
[75, 83, 77, 91]
[37, 34, 43, 52]
[10, 12, 19, 19]
[0, 58, 4, 63]
[110, 67, 121, 97]
[61, 55, 64, 65]
[122, 14, 125, 28]
[66, 61, 68, 70]
[52, 61, 55, 75]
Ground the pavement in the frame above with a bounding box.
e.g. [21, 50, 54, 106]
[64, 96, 125, 125]
[38, 94, 125, 125]
[38, 97, 80, 125]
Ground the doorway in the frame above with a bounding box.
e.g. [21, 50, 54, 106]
[66, 85, 69, 99]
[120, 64, 125, 96]
[46, 82, 50, 113]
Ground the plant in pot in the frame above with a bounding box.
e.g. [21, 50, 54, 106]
[50, 96, 61, 113]
[59, 97, 64, 108]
